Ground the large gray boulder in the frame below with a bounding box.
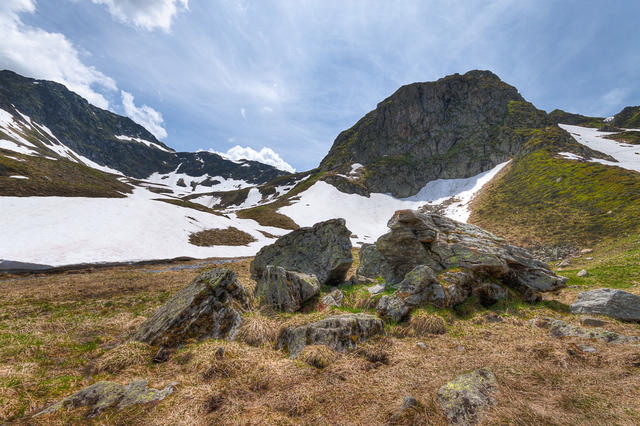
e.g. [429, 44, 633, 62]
[133, 269, 250, 347]
[437, 368, 498, 425]
[570, 288, 640, 322]
[276, 313, 384, 358]
[34, 380, 176, 418]
[360, 210, 566, 295]
[250, 219, 353, 286]
[254, 265, 320, 312]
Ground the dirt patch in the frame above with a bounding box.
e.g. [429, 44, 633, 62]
[189, 227, 256, 247]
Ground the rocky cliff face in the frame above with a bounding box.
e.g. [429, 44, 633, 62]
[0, 70, 286, 184]
[319, 70, 551, 197]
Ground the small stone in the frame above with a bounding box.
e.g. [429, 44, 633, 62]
[152, 347, 171, 364]
[214, 347, 225, 359]
[321, 289, 345, 307]
[416, 342, 427, 349]
[367, 283, 386, 295]
[580, 249, 593, 254]
[580, 316, 607, 327]
[388, 396, 419, 423]
[578, 344, 598, 354]
[558, 259, 570, 267]
[577, 269, 589, 277]
[456, 345, 465, 352]
[585, 257, 594, 261]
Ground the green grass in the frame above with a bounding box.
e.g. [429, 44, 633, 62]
[604, 131, 640, 145]
[470, 128, 640, 248]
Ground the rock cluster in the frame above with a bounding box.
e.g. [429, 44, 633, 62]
[133, 268, 250, 347]
[358, 210, 566, 320]
[276, 313, 384, 358]
[35, 380, 176, 418]
[250, 219, 353, 286]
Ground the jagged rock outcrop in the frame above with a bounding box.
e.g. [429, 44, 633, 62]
[437, 368, 498, 425]
[254, 266, 320, 312]
[570, 289, 640, 322]
[276, 313, 384, 358]
[320, 70, 551, 197]
[250, 219, 353, 286]
[133, 269, 250, 347]
[362, 210, 566, 320]
[34, 380, 176, 418]
[362, 210, 566, 292]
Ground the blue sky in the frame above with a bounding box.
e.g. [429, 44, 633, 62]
[1, 0, 639, 171]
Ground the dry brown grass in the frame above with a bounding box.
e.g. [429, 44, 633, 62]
[299, 345, 337, 369]
[0, 254, 639, 425]
[93, 341, 154, 374]
[235, 310, 282, 348]
[188, 227, 256, 247]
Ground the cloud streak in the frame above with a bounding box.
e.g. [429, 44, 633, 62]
[121, 90, 167, 139]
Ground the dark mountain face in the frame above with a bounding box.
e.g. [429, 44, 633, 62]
[0, 70, 286, 184]
[319, 70, 551, 197]
[611, 106, 640, 128]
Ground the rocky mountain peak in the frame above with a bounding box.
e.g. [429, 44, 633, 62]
[319, 70, 550, 197]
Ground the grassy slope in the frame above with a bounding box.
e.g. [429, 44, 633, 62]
[1, 248, 639, 424]
[604, 130, 640, 144]
[470, 127, 640, 248]
[0, 151, 132, 197]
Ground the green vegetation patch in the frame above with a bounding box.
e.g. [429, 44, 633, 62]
[604, 131, 640, 145]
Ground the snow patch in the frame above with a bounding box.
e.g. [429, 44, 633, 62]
[278, 162, 509, 244]
[9, 175, 28, 179]
[559, 124, 640, 173]
[558, 152, 584, 161]
[115, 135, 173, 153]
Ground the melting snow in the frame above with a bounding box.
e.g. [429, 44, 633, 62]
[559, 124, 640, 173]
[115, 135, 173, 153]
[558, 152, 584, 161]
[9, 175, 28, 179]
[278, 161, 509, 245]
[0, 187, 288, 267]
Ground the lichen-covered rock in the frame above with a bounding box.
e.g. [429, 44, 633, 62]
[472, 282, 510, 307]
[250, 219, 353, 286]
[439, 271, 474, 306]
[34, 380, 176, 418]
[321, 288, 345, 307]
[437, 368, 498, 425]
[548, 318, 640, 344]
[362, 210, 566, 296]
[276, 313, 384, 358]
[376, 265, 446, 322]
[356, 243, 395, 284]
[570, 288, 640, 322]
[254, 266, 319, 312]
[133, 268, 250, 347]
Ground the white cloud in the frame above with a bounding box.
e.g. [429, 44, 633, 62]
[0, 0, 116, 109]
[210, 145, 295, 173]
[240, 108, 246, 118]
[121, 90, 168, 139]
[91, 0, 189, 32]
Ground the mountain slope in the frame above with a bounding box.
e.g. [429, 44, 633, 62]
[0, 70, 287, 188]
[319, 70, 550, 197]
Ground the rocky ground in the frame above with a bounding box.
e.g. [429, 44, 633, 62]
[1, 216, 640, 425]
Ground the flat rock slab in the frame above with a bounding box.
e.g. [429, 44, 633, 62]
[254, 265, 320, 312]
[133, 268, 250, 347]
[570, 288, 640, 322]
[437, 368, 498, 425]
[250, 219, 353, 286]
[276, 313, 384, 358]
[548, 318, 640, 345]
[35, 380, 175, 418]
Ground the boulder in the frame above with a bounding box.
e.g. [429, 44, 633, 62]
[34, 380, 176, 418]
[472, 282, 510, 306]
[250, 219, 353, 286]
[360, 210, 566, 295]
[437, 368, 498, 425]
[356, 243, 395, 284]
[276, 313, 384, 358]
[376, 265, 447, 322]
[133, 269, 250, 347]
[254, 266, 320, 312]
[577, 269, 589, 277]
[570, 288, 640, 321]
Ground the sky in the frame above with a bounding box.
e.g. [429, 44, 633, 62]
[1, 0, 639, 172]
